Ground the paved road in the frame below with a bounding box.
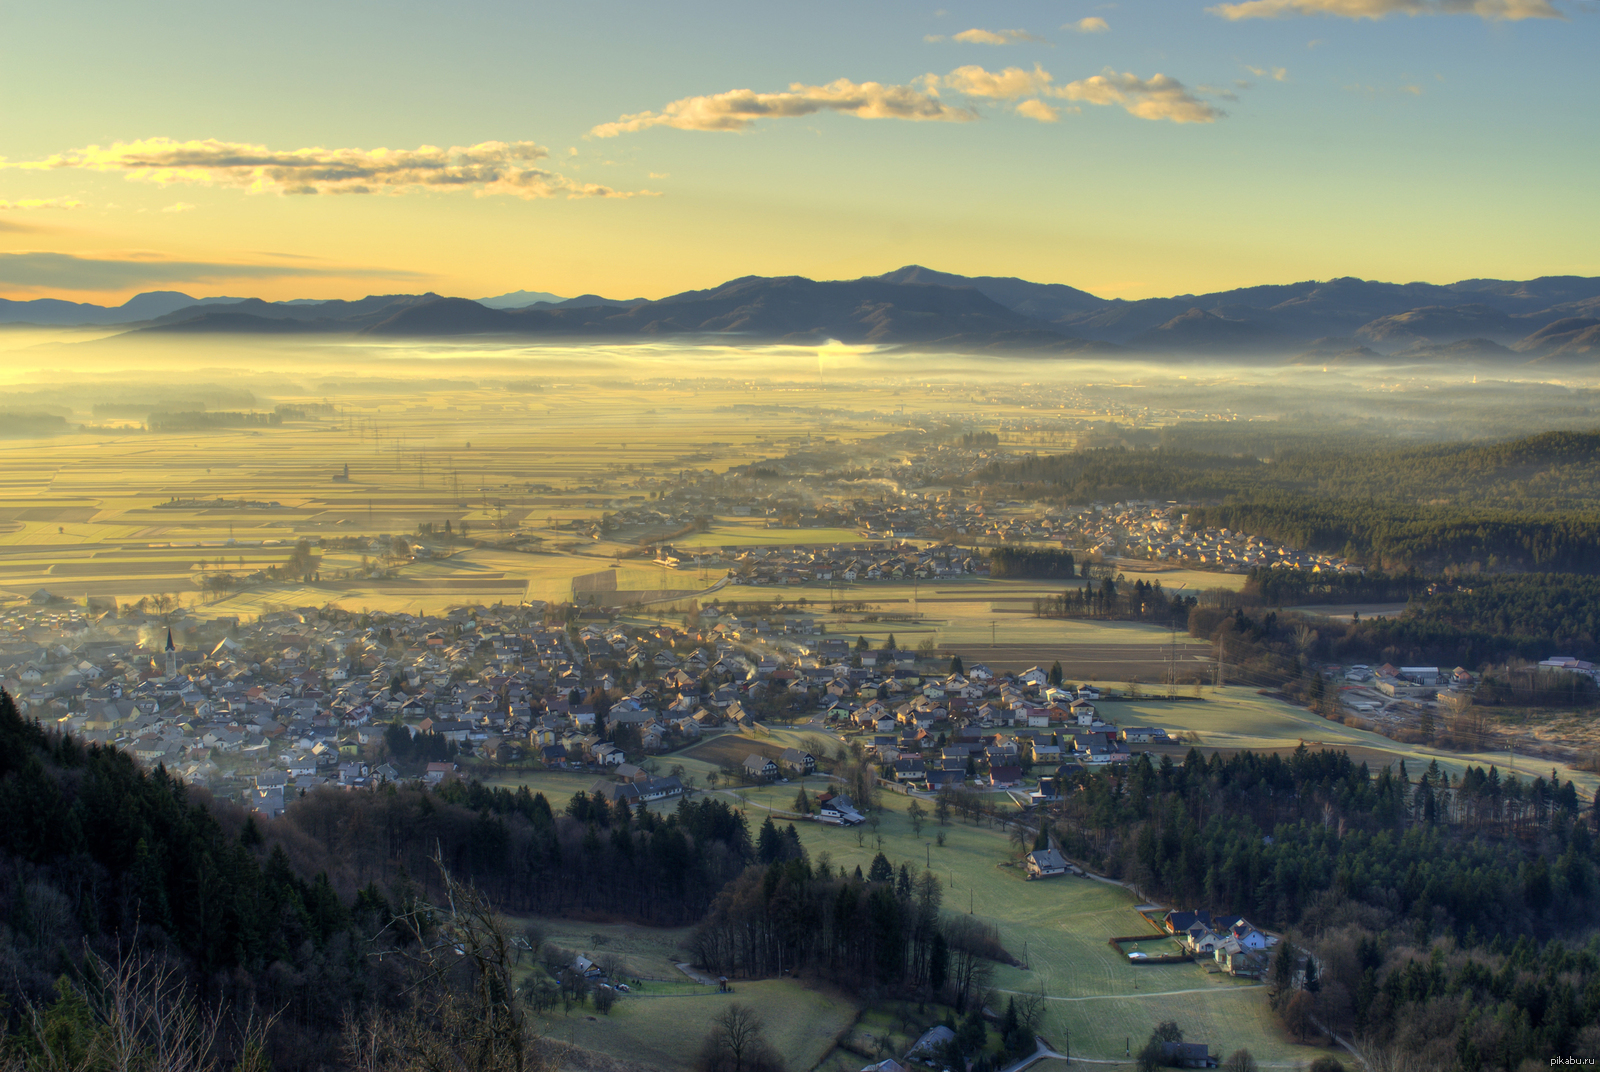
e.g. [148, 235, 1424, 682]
[994, 984, 1264, 1004]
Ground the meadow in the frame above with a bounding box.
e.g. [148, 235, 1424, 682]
[500, 768, 1317, 1070]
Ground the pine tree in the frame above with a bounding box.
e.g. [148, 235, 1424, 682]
[757, 816, 782, 864]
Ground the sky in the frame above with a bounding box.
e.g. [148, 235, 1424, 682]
[1, 0, 1596, 304]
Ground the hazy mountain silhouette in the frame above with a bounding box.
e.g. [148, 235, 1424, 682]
[0, 291, 244, 325]
[11, 265, 1595, 359]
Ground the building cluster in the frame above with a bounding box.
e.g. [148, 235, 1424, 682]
[656, 542, 990, 586]
[1159, 909, 1277, 979]
[4, 581, 1201, 822]
[1068, 502, 1353, 573]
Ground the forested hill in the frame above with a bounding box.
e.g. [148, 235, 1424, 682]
[1049, 748, 1600, 1069]
[0, 688, 762, 1068]
[983, 429, 1600, 571]
[984, 429, 1600, 509]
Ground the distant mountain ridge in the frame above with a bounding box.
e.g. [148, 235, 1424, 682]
[6, 267, 1600, 358]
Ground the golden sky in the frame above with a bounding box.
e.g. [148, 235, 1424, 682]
[2, 0, 1594, 304]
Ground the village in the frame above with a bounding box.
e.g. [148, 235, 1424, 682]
[0, 588, 1194, 819]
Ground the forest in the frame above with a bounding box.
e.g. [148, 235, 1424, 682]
[1188, 570, 1600, 673]
[987, 546, 1079, 579]
[0, 689, 768, 1067]
[1042, 746, 1600, 1069]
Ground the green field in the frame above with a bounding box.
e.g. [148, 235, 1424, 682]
[538, 778, 1313, 1068]
[497, 765, 1317, 1070]
[538, 977, 857, 1072]
[1106, 686, 1600, 798]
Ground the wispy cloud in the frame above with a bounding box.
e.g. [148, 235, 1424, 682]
[5, 139, 651, 199]
[0, 250, 426, 292]
[1209, 0, 1561, 20]
[589, 79, 977, 136]
[1245, 65, 1290, 80]
[950, 28, 1046, 44]
[160, 201, 196, 213]
[1066, 17, 1112, 32]
[592, 64, 1222, 137]
[0, 197, 84, 210]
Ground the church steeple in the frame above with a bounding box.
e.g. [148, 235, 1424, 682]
[164, 628, 177, 679]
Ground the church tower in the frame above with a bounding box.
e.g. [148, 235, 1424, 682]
[165, 628, 177, 679]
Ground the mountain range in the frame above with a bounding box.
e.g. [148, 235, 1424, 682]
[4, 269, 1598, 359]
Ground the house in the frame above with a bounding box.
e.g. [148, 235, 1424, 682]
[1070, 699, 1098, 725]
[909, 1026, 958, 1059]
[1158, 1042, 1219, 1068]
[590, 780, 641, 805]
[742, 753, 778, 781]
[424, 761, 457, 785]
[248, 786, 285, 819]
[817, 792, 864, 825]
[539, 743, 568, 767]
[1024, 848, 1069, 878]
[892, 757, 927, 782]
[1185, 926, 1224, 954]
[988, 765, 1023, 788]
[1164, 909, 1213, 935]
[1218, 946, 1269, 978]
[779, 748, 816, 774]
[860, 1061, 907, 1072]
[1120, 727, 1164, 744]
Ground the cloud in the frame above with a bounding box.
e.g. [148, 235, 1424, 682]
[941, 64, 1056, 100]
[7, 139, 649, 199]
[1014, 99, 1063, 122]
[950, 28, 1046, 44]
[1055, 70, 1223, 122]
[1208, 0, 1561, 20]
[160, 202, 196, 213]
[0, 250, 426, 292]
[0, 197, 84, 210]
[589, 79, 976, 136]
[1067, 17, 1112, 32]
[1245, 65, 1290, 80]
[594, 64, 1221, 137]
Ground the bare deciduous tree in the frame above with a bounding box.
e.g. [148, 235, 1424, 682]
[344, 850, 554, 1072]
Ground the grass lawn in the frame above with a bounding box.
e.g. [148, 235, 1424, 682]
[537, 978, 857, 1072]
